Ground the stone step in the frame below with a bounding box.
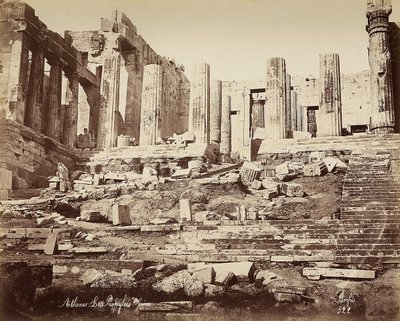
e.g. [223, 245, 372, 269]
[214, 244, 337, 250]
[335, 243, 400, 249]
[336, 249, 400, 256]
[334, 256, 400, 264]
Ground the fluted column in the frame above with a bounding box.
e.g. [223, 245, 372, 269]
[265, 57, 287, 139]
[46, 59, 62, 141]
[6, 33, 29, 123]
[317, 53, 342, 137]
[189, 62, 210, 143]
[98, 51, 121, 148]
[220, 95, 231, 154]
[139, 64, 162, 145]
[291, 90, 298, 131]
[62, 74, 79, 147]
[25, 45, 44, 131]
[366, 0, 395, 133]
[210, 79, 222, 144]
[285, 73, 292, 137]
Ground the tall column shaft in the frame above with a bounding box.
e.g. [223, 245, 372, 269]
[6, 33, 29, 123]
[25, 46, 44, 131]
[46, 60, 62, 141]
[366, 1, 395, 133]
[265, 57, 287, 139]
[317, 53, 342, 137]
[210, 79, 222, 144]
[290, 91, 298, 131]
[139, 64, 162, 146]
[98, 51, 121, 148]
[220, 95, 231, 154]
[189, 62, 210, 143]
[285, 73, 292, 137]
[62, 75, 79, 147]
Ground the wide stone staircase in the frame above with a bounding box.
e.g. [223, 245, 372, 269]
[159, 135, 400, 266]
[337, 147, 400, 264]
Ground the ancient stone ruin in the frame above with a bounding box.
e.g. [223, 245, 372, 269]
[0, 0, 400, 320]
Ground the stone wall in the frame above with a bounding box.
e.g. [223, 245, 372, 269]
[0, 118, 79, 188]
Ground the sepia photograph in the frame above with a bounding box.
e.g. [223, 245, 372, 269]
[0, 0, 399, 320]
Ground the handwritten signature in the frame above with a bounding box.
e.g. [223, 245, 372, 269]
[336, 290, 358, 315]
[58, 295, 138, 314]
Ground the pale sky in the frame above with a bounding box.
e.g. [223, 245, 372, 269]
[25, 0, 400, 81]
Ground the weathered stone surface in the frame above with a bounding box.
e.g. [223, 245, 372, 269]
[215, 270, 236, 286]
[112, 204, 131, 225]
[192, 267, 215, 283]
[37, 217, 56, 227]
[303, 161, 328, 177]
[204, 284, 226, 298]
[281, 183, 304, 197]
[229, 283, 263, 297]
[240, 161, 262, 183]
[255, 270, 279, 286]
[274, 292, 301, 303]
[179, 198, 192, 222]
[138, 303, 179, 312]
[172, 168, 191, 179]
[211, 262, 255, 282]
[0, 168, 12, 190]
[80, 268, 103, 285]
[303, 267, 376, 280]
[323, 156, 338, 172]
[152, 270, 204, 297]
[251, 180, 263, 190]
[309, 151, 326, 163]
[150, 217, 177, 225]
[80, 210, 102, 222]
[44, 233, 57, 255]
[262, 179, 280, 200]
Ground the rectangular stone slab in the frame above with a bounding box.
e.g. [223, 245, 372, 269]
[303, 267, 375, 280]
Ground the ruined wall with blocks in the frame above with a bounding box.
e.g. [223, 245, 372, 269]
[68, 13, 190, 147]
[0, 118, 79, 189]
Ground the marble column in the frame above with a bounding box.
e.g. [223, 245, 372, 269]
[220, 95, 231, 154]
[25, 46, 44, 131]
[265, 57, 287, 139]
[61, 74, 79, 147]
[98, 51, 121, 148]
[46, 59, 62, 141]
[317, 53, 342, 137]
[366, 0, 395, 133]
[189, 62, 210, 143]
[139, 64, 162, 146]
[6, 33, 30, 123]
[285, 73, 292, 137]
[291, 90, 298, 131]
[210, 79, 222, 144]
